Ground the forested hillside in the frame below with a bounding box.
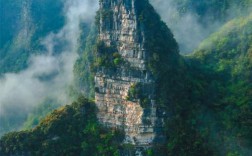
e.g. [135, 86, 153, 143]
[190, 14, 252, 155]
[0, 97, 124, 155]
[174, 0, 252, 22]
[0, 0, 64, 74]
[151, 0, 252, 52]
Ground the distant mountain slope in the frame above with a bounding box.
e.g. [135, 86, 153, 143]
[0, 1, 22, 49]
[150, 0, 252, 52]
[174, 0, 252, 22]
[0, 0, 64, 74]
[0, 0, 93, 137]
[191, 14, 252, 155]
[194, 14, 252, 74]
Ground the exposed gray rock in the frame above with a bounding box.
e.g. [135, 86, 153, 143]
[95, 0, 166, 151]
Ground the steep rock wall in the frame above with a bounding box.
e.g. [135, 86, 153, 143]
[95, 0, 166, 148]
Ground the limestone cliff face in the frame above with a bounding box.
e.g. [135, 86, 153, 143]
[95, 0, 165, 147]
[99, 0, 146, 69]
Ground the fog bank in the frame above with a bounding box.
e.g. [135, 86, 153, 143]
[0, 0, 98, 134]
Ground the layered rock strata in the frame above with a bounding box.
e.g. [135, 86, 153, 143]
[95, 0, 166, 148]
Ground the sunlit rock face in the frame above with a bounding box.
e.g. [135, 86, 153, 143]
[95, 0, 166, 149]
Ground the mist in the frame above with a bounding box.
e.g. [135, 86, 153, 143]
[0, 0, 98, 134]
[149, 0, 222, 53]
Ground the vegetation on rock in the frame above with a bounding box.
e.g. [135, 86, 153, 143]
[0, 96, 124, 156]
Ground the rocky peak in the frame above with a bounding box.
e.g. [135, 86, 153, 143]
[95, 0, 168, 154]
[98, 0, 147, 69]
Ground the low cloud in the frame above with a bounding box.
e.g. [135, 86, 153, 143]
[0, 0, 98, 132]
[150, 0, 222, 53]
